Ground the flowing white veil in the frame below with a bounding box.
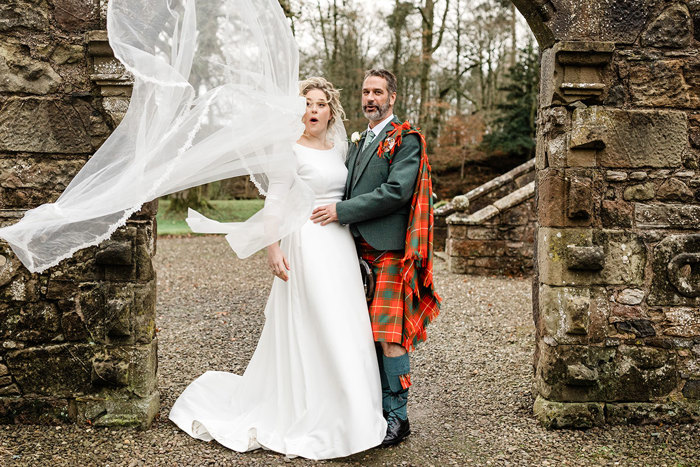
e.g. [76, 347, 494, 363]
[0, 0, 340, 273]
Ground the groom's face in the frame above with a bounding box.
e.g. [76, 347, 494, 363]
[362, 76, 396, 122]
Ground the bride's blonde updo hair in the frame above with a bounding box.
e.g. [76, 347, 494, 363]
[299, 77, 346, 127]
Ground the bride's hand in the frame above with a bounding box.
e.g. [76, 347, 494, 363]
[266, 243, 290, 281]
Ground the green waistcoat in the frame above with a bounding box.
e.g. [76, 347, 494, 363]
[336, 116, 421, 251]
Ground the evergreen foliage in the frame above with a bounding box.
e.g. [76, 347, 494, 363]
[481, 42, 539, 158]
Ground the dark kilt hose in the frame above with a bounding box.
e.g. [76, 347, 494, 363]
[337, 118, 441, 429]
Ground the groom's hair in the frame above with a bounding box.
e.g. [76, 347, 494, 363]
[364, 69, 397, 96]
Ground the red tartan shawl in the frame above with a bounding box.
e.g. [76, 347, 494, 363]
[378, 121, 442, 352]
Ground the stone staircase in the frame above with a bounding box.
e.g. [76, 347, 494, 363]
[434, 158, 536, 276]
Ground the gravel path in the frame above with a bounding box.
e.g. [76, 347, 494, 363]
[1, 236, 699, 466]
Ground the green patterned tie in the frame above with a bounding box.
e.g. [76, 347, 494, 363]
[362, 129, 375, 152]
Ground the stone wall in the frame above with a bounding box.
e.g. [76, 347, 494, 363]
[434, 158, 535, 251]
[0, 1, 158, 427]
[446, 182, 535, 277]
[514, 0, 700, 428]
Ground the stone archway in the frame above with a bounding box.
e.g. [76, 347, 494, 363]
[0, 0, 698, 429]
[513, 0, 700, 427]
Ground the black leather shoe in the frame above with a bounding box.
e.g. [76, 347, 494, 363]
[381, 416, 410, 447]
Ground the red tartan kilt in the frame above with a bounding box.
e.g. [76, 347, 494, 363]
[356, 237, 404, 344]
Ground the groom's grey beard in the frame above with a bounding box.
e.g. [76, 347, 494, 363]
[362, 100, 391, 122]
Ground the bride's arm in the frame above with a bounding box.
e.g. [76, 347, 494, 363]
[262, 167, 294, 281]
[266, 242, 289, 281]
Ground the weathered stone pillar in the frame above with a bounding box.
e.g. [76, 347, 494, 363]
[512, 0, 700, 427]
[0, 1, 158, 427]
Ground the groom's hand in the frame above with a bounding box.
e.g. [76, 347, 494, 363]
[310, 203, 338, 225]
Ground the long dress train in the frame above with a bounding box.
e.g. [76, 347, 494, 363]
[169, 144, 387, 460]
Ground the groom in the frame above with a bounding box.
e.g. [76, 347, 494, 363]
[311, 69, 433, 447]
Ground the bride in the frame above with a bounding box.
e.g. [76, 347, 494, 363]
[168, 77, 387, 459]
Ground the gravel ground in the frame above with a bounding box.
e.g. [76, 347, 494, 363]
[1, 235, 699, 466]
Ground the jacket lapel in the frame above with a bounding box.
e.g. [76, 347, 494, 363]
[351, 116, 400, 191]
[345, 132, 365, 197]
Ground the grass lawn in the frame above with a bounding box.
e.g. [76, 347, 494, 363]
[156, 198, 264, 235]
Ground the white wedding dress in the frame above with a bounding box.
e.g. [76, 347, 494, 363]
[169, 144, 387, 460]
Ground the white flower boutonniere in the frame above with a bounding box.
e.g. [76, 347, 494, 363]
[350, 131, 361, 145]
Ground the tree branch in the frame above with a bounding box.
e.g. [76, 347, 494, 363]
[431, 0, 450, 53]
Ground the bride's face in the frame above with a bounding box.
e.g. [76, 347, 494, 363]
[302, 89, 332, 137]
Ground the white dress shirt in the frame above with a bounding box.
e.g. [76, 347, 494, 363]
[367, 114, 395, 136]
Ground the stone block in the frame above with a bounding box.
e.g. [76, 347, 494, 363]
[636, 203, 700, 229]
[572, 107, 686, 168]
[0, 1, 49, 32]
[628, 59, 698, 108]
[616, 288, 645, 305]
[466, 228, 496, 240]
[0, 302, 60, 342]
[662, 308, 700, 338]
[52, 0, 100, 32]
[0, 99, 97, 153]
[536, 343, 679, 403]
[566, 147, 597, 167]
[566, 246, 604, 271]
[539, 285, 590, 342]
[0, 383, 20, 396]
[447, 225, 467, 240]
[106, 297, 131, 338]
[648, 234, 700, 307]
[74, 390, 158, 429]
[5, 343, 96, 396]
[0, 275, 40, 302]
[683, 380, 700, 399]
[537, 169, 592, 227]
[601, 199, 633, 228]
[657, 178, 694, 202]
[0, 157, 87, 190]
[690, 113, 700, 149]
[605, 401, 700, 425]
[641, 4, 693, 48]
[0, 396, 74, 424]
[132, 283, 156, 344]
[566, 176, 593, 220]
[95, 240, 133, 266]
[614, 319, 656, 338]
[134, 243, 155, 282]
[499, 199, 534, 226]
[91, 352, 129, 387]
[447, 255, 467, 274]
[50, 44, 85, 65]
[533, 396, 604, 429]
[538, 228, 645, 286]
[129, 340, 157, 397]
[623, 183, 654, 201]
[0, 246, 21, 288]
[539, 41, 614, 107]
[605, 171, 627, 182]
[48, 247, 99, 282]
[60, 309, 88, 341]
[446, 239, 506, 258]
[610, 304, 648, 323]
[0, 38, 62, 94]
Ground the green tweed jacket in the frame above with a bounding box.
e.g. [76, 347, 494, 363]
[336, 116, 421, 251]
